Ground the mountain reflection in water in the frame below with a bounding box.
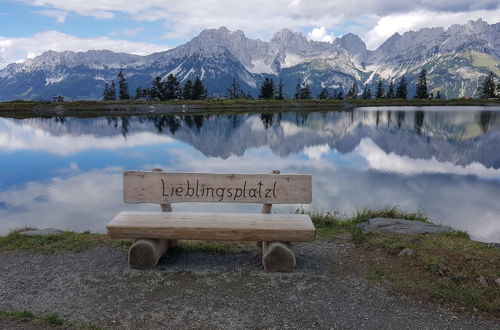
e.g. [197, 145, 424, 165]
[0, 107, 499, 243]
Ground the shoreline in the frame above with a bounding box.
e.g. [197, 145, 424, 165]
[1, 99, 499, 118]
[1, 208, 498, 321]
[1, 235, 498, 329]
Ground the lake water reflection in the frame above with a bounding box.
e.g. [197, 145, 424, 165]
[0, 106, 499, 243]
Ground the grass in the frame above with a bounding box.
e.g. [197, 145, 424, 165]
[0, 228, 253, 255]
[0, 229, 131, 253]
[363, 231, 500, 315]
[0, 310, 102, 329]
[299, 206, 429, 242]
[1, 208, 498, 316]
[300, 207, 500, 316]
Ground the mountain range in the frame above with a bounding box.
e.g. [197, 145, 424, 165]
[3, 109, 499, 168]
[0, 19, 498, 101]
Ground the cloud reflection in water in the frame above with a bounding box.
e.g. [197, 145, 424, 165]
[0, 108, 499, 243]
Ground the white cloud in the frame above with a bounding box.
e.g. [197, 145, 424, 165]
[0, 1, 496, 65]
[35, 9, 67, 22]
[20, 1, 499, 41]
[0, 118, 174, 155]
[0, 167, 126, 234]
[364, 8, 500, 49]
[0, 30, 169, 68]
[357, 138, 500, 180]
[303, 144, 331, 160]
[2, 142, 498, 242]
[307, 26, 335, 43]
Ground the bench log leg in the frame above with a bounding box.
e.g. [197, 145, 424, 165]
[128, 238, 169, 270]
[262, 241, 296, 272]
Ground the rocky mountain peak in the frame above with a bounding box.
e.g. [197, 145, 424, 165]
[464, 18, 489, 30]
[271, 28, 307, 45]
[0, 20, 498, 101]
[334, 33, 367, 63]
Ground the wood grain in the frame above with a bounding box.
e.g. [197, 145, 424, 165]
[258, 169, 281, 247]
[262, 241, 296, 272]
[152, 168, 176, 247]
[123, 171, 312, 204]
[128, 238, 169, 270]
[107, 211, 316, 242]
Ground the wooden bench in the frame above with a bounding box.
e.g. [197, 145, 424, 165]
[106, 169, 315, 272]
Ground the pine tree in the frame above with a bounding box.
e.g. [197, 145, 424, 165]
[191, 77, 207, 100]
[276, 79, 284, 100]
[386, 80, 395, 98]
[415, 69, 429, 99]
[151, 76, 163, 100]
[336, 90, 344, 100]
[293, 78, 312, 99]
[361, 84, 372, 100]
[103, 83, 110, 101]
[142, 88, 151, 98]
[375, 79, 384, 99]
[226, 78, 245, 99]
[300, 84, 312, 99]
[331, 89, 338, 100]
[347, 82, 358, 100]
[294, 79, 302, 99]
[109, 81, 116, 100]
[117, 69, 130, 100]
[164, 74, 181, 100]
[479, 72, 497, 99]
[103, 81, 117, 101]
[396, 75, 408, 99]
[260, 79, 274, 99]
[183, 80, 193, 100]
[135, 86, 143, 100]
[258, 78, 275, 99]
[318, 87, 330, 99]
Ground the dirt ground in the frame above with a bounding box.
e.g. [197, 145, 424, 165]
[0, 238, 498, 329]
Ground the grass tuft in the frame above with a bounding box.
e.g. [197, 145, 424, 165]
[299, 206, 500, 315]
[362, 231, 500, 315]
[39, 313, 66, 326]
[298, 206, 429, 242]
[0, 230, 132, 253]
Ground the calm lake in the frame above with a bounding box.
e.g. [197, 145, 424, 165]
[1, 106, 499, 243]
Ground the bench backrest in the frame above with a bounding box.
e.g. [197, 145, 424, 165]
[124, 171, 312, 204]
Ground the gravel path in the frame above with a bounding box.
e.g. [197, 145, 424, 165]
[0, 238, 498, 329]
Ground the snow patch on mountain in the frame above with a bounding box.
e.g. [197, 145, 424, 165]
[45, 75, 66, 85]
[0, 20, 498, 100]
[282, 53, 306, 68]
[247, 59, 275, 74]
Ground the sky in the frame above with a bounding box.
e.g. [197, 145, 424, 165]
[0, 0, 499, 68]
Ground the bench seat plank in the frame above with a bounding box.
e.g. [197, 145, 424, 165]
[107, 211, 316, 242]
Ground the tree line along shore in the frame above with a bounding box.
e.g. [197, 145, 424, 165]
[102, 68, 500, 102]
[1, 69, 499, 114]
